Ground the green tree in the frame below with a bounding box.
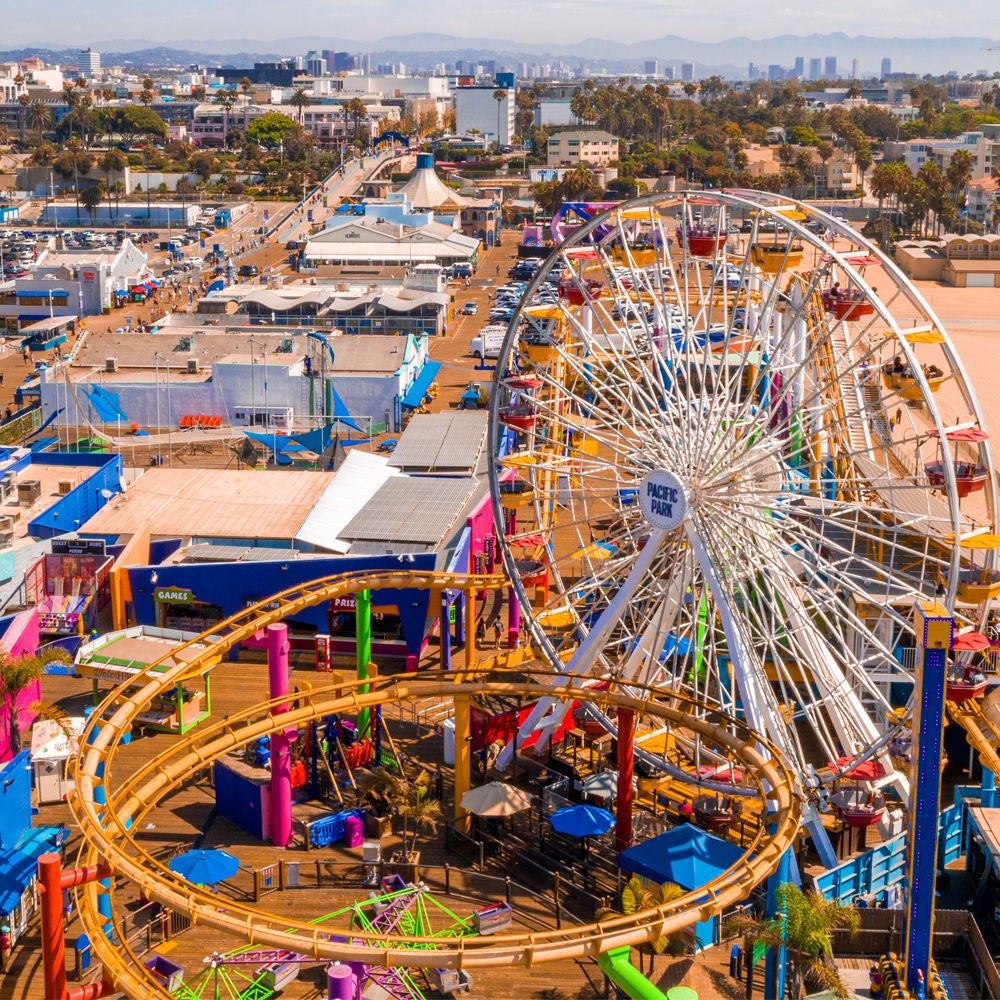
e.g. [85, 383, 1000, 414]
[396, 770, 442, 858]
[239, 76, 253, 104]
[26, 101, 53, 144]
[727, 884, 860, 1000]
[100, 149, 127, 224]
[1, 649, 71, 757]
[289, 87, 311, 125]
[80, 181, 105, 223]
[215, 88, 239, 145]
[106, 105, 168, 146]
[343, 97, 369, 142]
[246, 112, 299, 149]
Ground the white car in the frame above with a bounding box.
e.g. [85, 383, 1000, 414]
[186, 256, 205, 269]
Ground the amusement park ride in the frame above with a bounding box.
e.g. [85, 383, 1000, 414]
[50, 191, 1000, 1000]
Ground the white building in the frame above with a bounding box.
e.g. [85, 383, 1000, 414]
[453, 86, 515, 147]
[304, 193, 480, 269]
[79, 48, 101, 78]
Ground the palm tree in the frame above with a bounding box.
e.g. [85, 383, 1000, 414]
[1, 649, 71, 758]
[26, 101, 53, 145]
[727, 883, 860, 1000]
[290, 87, 311, 126]
[343, 98, 369, 144]
[16, 93, 31, 145]
[396, 770, 442, 859]
[140, 77, 155, 107]
[493, 89, 507, 150]
[100, 149, 127, 223]
[80, 181, 105, 224]
[215, 88, 239, 146]
[239, 77, 253, 106]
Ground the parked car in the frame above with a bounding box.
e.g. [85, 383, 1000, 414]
[238, 263, 260, 277]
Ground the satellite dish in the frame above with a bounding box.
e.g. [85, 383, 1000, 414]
[100, 489, 113, 500]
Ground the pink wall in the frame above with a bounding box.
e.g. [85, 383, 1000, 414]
[0, 610, 42, 762]
[466, 492, 497, 573]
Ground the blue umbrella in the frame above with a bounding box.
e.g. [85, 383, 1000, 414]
[168, 849, 240, 885]
[549, 804, 616, 838]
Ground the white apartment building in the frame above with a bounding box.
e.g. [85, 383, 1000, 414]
[453, 87, 515, 146]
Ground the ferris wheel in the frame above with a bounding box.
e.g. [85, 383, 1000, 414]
[487, 190, 998, 839]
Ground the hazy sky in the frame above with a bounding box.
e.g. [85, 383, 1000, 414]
[6, 0, 1000, 47]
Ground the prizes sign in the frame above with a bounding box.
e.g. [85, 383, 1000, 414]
[639, 470, 688, 530]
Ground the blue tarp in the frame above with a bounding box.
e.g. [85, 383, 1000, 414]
[618, 824, 746, 889]
[401, 361, 442, 409]
[330, 384, 363, 433]
[85, 384, 128, 423]
[245, 423, 333, 458]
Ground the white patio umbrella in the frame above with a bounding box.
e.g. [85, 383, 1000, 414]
[460, 781, 534, 817]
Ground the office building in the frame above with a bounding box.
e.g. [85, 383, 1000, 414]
[808, 58, 822, 81]
[881, 57, 892, 78]
[768, 65, 784, 82]
[681, 62, 695, 82]
[645, 59, 659, 76]
[792, 56, 805, 78]
[851, 58, 860, 80]
[824, 56, 837, 78]
[79, 48, 100, 78]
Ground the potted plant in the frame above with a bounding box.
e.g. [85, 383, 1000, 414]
[354, 766, 403, 839]
[387, 770, 442, 883]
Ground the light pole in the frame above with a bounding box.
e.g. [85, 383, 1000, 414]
[153, 352, 172, 466]
[249, 337, 260, 426]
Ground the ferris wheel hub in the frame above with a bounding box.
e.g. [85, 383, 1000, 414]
[639, 469, 689, 530]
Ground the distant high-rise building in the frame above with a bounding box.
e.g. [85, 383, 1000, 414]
[881, 57, 892, 78]
[305, 51, 325, 77]
[824, 56, 837, 78]
[681, 62, 695, 82]
[645, 59, 658, 75]
[323, 49, 336, 72]
[768, 64, 784, 82]
[792, 56, 804, 78]
[79, 48, 100, 78]
[808, 57, 822, 80]
[851, 58, 860, 80]
[332, 52, 354, 73]
[361, 52, 371, 74]
[664, 65, 675, 80]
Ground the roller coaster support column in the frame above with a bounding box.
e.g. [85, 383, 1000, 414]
[615, 707, 635, 851]
[356, 589, 372, 738]
[905, 600, 952, 994]
[453, 690, 472, 835]
[268, 622, 293, 848]
[763, 839, 793, 1000]
[441, 592, 452, 670]
[39, 852, 113, 1000]
[507, 587, 520, 650]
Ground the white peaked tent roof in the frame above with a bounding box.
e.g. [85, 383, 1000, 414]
[397, 164, 473, 211]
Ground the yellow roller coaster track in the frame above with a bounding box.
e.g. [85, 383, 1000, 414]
[67, 570, 801, 998]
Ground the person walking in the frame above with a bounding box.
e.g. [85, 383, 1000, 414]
[493, 619, 503, 649]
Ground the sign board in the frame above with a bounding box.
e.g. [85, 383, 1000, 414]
[52, 537, 106, 556]
[639, 470, 688, 531]
[331, 596, 357, 612]
[154, 587, 196, 604]
[244, 596, 281, 611]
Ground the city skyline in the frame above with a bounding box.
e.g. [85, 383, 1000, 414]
[5, 0, 1000, 49]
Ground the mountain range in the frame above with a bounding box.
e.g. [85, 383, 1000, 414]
[3, 33, 999, 77]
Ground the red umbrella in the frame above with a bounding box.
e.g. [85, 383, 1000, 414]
[928, 428, 989, 443]
[951, 631, 991, 651]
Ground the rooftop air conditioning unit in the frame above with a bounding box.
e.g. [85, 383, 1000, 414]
[186, 358, 201, 374]
[57, 479, 74, 495]
[105, 357, 118, 373]
[0, 530, 13, 548]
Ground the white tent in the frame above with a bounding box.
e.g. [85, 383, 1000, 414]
[30, 717, 85, 805]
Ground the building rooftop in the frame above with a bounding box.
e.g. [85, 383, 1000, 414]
[388, 411, 489, 476]
[80, 467, 334, 542]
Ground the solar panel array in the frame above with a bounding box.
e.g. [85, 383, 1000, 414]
[340, 476, 483, 544]
[389, 412, 488, 474]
